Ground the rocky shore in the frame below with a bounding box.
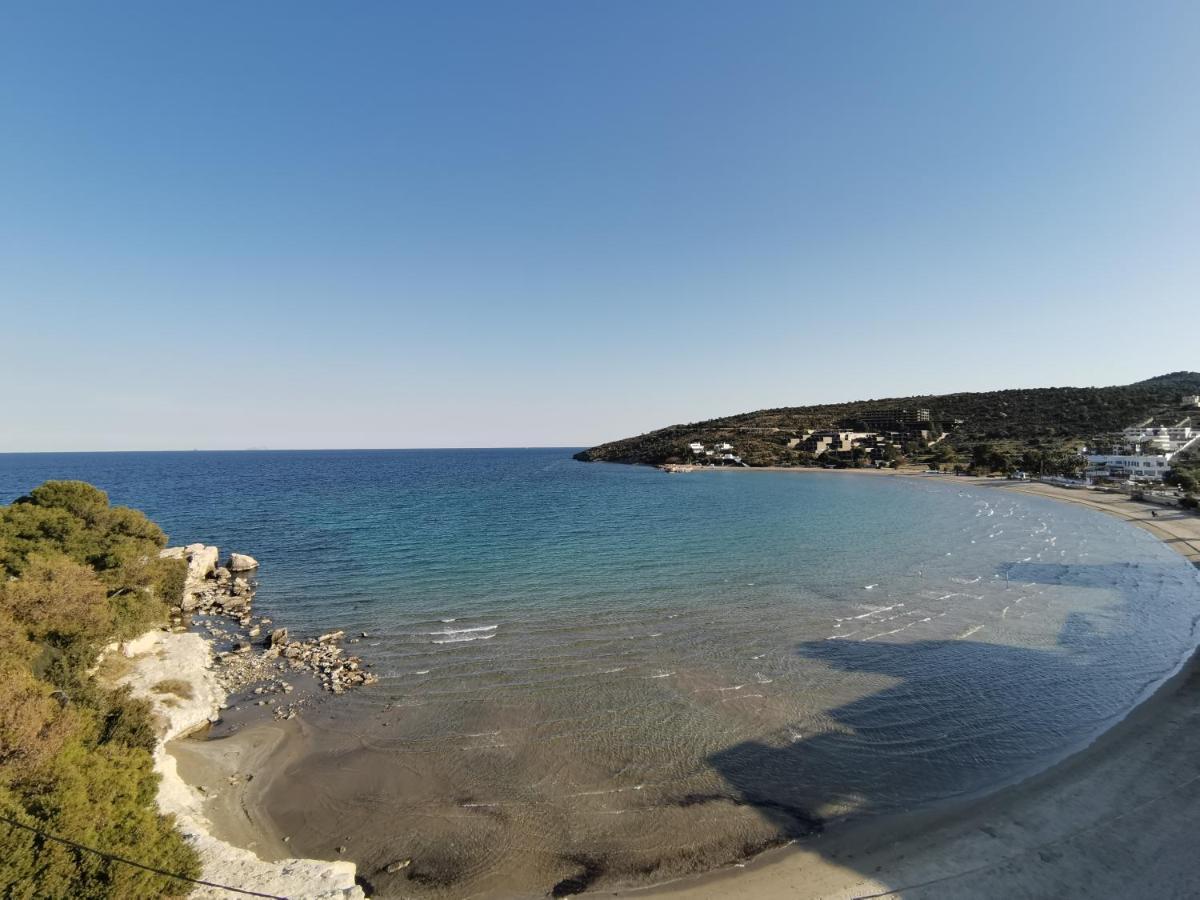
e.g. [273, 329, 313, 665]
[164, 543, 378, 718]
[98, 543, 378, 899]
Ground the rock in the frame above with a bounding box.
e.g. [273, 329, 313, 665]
[214, 566, 232, 582]
[233, 640, 252, 654]
[228, 553, 259, 571]
[172, 544, 219, 611]
[269, 628, 289, 648]
[385, 859, 412, 874]
[318, 630, 344, 644]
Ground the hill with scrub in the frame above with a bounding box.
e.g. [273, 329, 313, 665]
[575, 372, 1200, 473]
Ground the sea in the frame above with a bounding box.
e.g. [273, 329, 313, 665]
[3, 448, 1198, 895]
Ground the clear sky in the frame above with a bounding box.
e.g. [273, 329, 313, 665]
[2, 2, 1198, 452]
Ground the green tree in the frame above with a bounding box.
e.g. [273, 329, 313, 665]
[0, 482, 199, 897]
[1166, 470, 1199, 494]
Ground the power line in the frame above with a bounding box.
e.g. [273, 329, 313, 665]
[0, 813, 288, 899]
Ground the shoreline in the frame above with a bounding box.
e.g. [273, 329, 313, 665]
[630, 471, 1200, 898]
[152, 474, 1200, 899]
[102, 604, 366, 897]
[656, 463, 1200, 565]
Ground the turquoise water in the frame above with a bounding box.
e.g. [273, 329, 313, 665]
[3, 449, 1199, 894]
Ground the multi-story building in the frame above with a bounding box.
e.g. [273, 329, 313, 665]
[1087, 416, 1200, 481]
[1121, 423, 1196, 453]
[857, 408, 932, 430]
[800, 429, 898, 460]
[1085, 453, 1172, 481]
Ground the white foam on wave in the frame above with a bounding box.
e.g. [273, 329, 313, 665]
[836, 603, 904, 623]
[648, 670, 674, 678]
[441, 618, 457, 623]
[864, 584, 878, 590]
[429, 624, 497, 636]
[432, 632, 497, 644]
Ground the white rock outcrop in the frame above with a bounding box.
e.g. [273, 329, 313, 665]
[228, 552, 259, 572]
[110, 630, 363, 900]
[160, 544, 221, 611]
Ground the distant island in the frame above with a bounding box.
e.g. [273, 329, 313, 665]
[576, 372, 1200, 488]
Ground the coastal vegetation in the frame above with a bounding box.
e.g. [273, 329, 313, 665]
[575, 372, 1200, 473]
[0, 481, 199, 897]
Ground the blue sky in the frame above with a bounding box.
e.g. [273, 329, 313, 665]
[2, 1, 1198, 451]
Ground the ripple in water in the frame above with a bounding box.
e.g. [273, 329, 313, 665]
[3, 450, 1198, 896]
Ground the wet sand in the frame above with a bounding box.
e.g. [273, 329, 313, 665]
[179, 474, 1200, 898]
[171, 720, 297, 862]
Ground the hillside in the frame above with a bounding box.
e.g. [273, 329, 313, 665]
[575, 372, 1200, 469]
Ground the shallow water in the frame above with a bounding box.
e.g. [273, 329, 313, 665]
[4, 450, 1199, 895]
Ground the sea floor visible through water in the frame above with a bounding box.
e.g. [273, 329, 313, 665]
[3, 450, 1198, 896]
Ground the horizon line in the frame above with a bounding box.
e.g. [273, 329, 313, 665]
[0, 445, 591, 456]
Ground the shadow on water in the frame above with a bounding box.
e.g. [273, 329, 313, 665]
[703, 560, 1200, 887]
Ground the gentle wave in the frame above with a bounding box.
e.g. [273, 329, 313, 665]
[432, 632, 497, 644]
[428, 624, 498, 636]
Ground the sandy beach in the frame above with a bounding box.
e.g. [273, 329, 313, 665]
[174, 473, 1200, 899]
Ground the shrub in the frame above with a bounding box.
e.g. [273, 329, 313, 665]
[0, 739, 199, 898]
[152, 679, 194, 701]
[0, 482, 199, 896]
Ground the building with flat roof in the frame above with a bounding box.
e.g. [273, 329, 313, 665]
[1120, 423, 1199, 454]
[1086, 453, 1172, 481]
[857, 408, 931, 430]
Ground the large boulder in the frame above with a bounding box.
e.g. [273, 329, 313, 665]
[228, 553, 259, 572]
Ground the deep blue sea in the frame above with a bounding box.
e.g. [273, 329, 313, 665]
[4, 449, 1199, 893]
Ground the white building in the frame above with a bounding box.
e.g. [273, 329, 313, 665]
[1121, 424, 1197, 453]
[688, 442, 705, 454]
[1183, 395, 1200, 409]
[1085, 453, 1172, 481]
